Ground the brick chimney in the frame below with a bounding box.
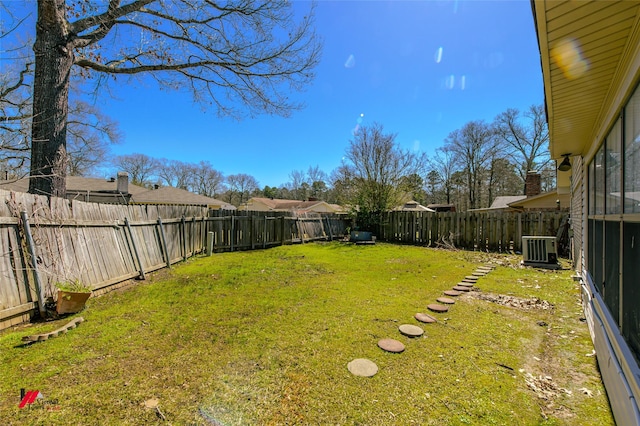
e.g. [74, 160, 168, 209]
[525, 171, 541, 197]
[117, 172, 129, 194]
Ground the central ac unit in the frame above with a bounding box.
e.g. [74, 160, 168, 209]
[522, 236, 557, 264]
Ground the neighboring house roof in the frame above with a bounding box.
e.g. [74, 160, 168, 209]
[0, 176, 235, 209]
[131, 186, 235, 209]
[508, 191, 570, 211]
[491, 195, 526, 209]
[0, 176, 148, 195]
[427, 203, 456, 212]
[469, 192, 569, 212]
[468, 195, 526, 212]
[394, 200, 435, 212]
[244, 197, 345, 213]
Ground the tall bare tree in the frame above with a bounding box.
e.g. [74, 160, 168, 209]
[493, 105, 550, 193]
[24, 1, 321, 197]
[113, 153, 156, 187]
[226, 173, 259, 206]
[428, 146, 457, 205]
[345, 122, 427, 226]
[0, 11, 33, 178]
[155, 159, 193, 189]
[0, 61, 32, 177]
[444, 120, 497, 209]
[191, 161, 225, 198]
[66, 100, 122, 175]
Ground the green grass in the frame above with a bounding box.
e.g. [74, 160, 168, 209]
[0, 242, 613, 425]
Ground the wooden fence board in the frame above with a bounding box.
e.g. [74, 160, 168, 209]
[376, 211, 569, 252]
[0, 193, 350, 330]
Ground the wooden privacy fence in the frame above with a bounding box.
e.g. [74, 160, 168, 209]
[0, 189, 349, 330]
[375, 210, 569, 252]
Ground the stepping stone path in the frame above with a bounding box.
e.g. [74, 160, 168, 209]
[428, 303, 449, 313]
[399, 324, 424, 337]
[349, 264, 498, 378]
[348, 358, 379, 377]
[415, 312, 437, 323]
[453, 285, 471, 292]
[378, 338, 405, 353]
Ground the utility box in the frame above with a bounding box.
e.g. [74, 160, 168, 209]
[350, 231, 375, 244]
[522, 236, 558, 264]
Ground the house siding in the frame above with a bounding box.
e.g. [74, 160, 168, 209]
[571, 155, 584, 273]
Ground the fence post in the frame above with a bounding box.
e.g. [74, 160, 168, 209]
[157, 217, 171, 268]
[298, 218, 304, 243]
[192, 216, 197, 256]
[20, 211, 46, 317]
[281, 216, 286, 245]
[181, 215, 187, 261]
[125, 217, 146, 280]
[251, 215, 255, 250]
[230, 215, 235, 252]
[207, 231, 214, 256]
[263, 216, 268, 249]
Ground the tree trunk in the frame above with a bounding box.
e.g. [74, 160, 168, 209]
[29, 0, 72, 198]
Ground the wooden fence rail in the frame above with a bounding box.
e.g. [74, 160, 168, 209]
[375, 210, 569, 252]
[0, 190, 349, 330]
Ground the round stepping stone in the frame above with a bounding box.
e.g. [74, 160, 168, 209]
[464, 275, 478, 281]
[462, 279, 477, 284]
[347, 358, 378, 377]
[458, 282, 474, 287]
[398, 324, 424, 337]
[378, 338, 405, 353]
[472, 271, 486, 277]
[437, 297, 456, 305]
[444, 289, 463, 297]
[427, 303, 449, 313]
[453, 285, 471, 292]
[399, 324, 424, 337]
[415, 312, 437, 323]
[477, 267, 492, 272]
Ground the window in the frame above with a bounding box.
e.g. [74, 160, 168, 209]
[625, 87, 640, 213]
[587, 83, 640, 361]
[595, 145, 605, 215]
[606, 119, 621, 215]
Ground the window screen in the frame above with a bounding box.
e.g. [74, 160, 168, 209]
[595, 146, 605, 215]
[604, 221, 620, 324]
[625, 86, 640, 213]
[606, 119, 622, 215]
[623, 222, 640, 360]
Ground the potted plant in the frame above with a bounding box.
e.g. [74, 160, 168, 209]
[56, 280, 92, 314]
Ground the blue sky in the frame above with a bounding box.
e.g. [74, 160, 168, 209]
[12, 0, 544, 188]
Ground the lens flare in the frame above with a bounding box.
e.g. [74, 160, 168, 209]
[434, 47, 443, 64]
[445, 75, 455, 90]
[344, 54, 356, 69]
[551, 38, 589, 80]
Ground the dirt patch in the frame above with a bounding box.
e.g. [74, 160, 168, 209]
[471, 292, 554, 311]
[521, 371, 575, 420]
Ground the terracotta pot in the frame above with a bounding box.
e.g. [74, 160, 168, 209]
[56, 290, 91, 314]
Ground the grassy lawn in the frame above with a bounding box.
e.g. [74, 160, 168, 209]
[0, 242, 613, 425]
